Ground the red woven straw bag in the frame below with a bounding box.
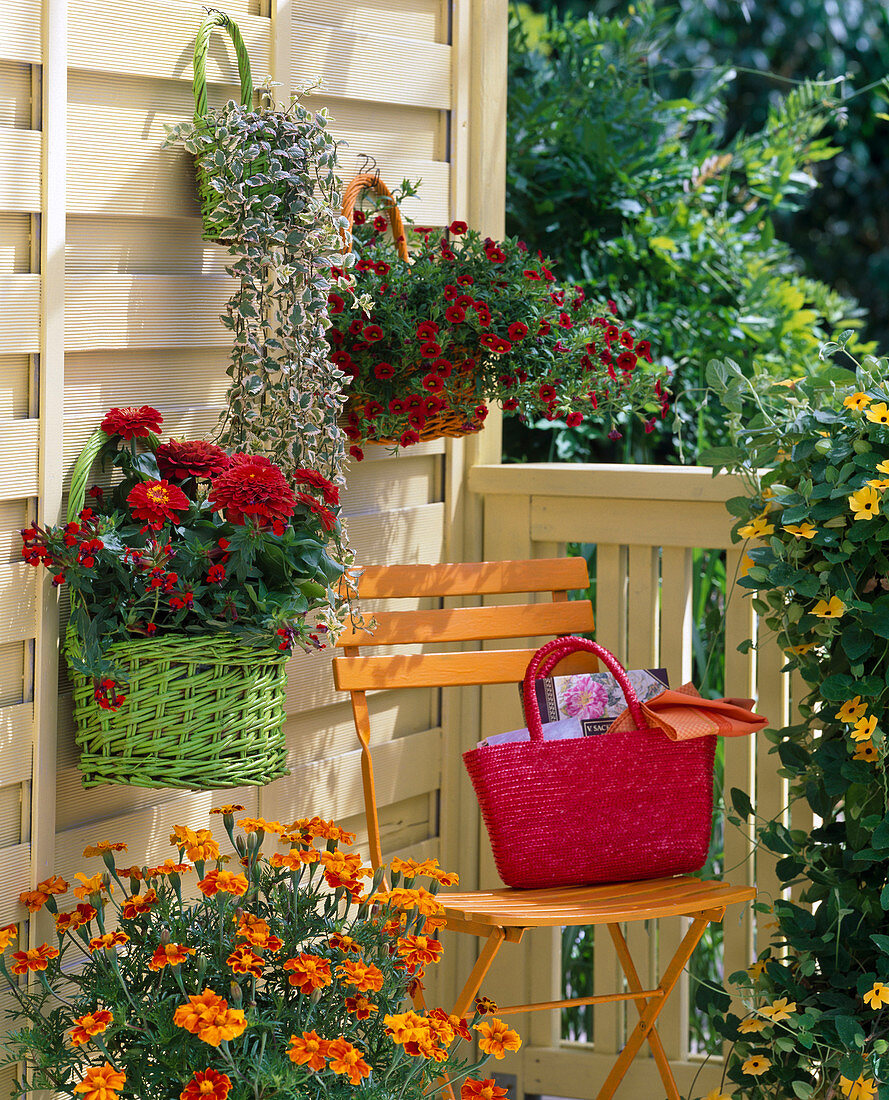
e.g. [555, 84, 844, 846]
[463, 636, 716, 889]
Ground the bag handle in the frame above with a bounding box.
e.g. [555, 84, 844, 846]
[341, 173, 410, 261]
[193, 9, 254, 123]
[522, 636, 648, 741]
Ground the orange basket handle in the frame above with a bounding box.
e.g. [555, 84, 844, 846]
[341, 173, 410, 261]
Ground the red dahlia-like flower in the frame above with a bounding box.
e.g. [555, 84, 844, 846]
[127, 480, 190, 530]
[100, 405, 163, 440]
[293, 468, 340, 506]
[208, 454, 296, 527]
[156, 440, 230, 481]
[180, 1068, 232, 1100]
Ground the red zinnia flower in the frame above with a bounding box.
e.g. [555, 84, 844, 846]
[364, 400, 384, 419]
[293, 468, 339, 506]
[331, 350, 353, 368]
[636, 339, 653, 362]
[558, 312, 573, 329]
[208, 454, 296, 527]
[485, 246, 506, 263]
[620, 330, 634, 348]
[156, 440, 230, 481]
[443, 285, 459, 301]
[180, 1069, 232, 1100]
[100, 405, 163, 440]
[127, 480, 190, 530]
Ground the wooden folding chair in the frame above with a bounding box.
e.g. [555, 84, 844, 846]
[332, 558, 755, 1099]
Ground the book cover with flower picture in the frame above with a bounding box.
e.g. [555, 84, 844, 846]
[480, 667, 669, 747]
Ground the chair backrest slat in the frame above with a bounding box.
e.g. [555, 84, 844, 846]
[336, 601, 594, 648]
[346, 557, 589, 599]
[333, 648, 601, 691]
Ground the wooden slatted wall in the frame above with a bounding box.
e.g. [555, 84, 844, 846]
[0, 0, 506, 1087]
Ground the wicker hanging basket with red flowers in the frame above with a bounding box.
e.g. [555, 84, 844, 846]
[22, 406, 346, 790]
[330, 175, 671, 458]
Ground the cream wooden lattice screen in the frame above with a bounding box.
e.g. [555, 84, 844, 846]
[463, 462, 808, 1100]
[0, 0, 507, 1090]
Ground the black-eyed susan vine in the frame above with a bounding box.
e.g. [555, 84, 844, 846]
[696, 350, 889, 1099]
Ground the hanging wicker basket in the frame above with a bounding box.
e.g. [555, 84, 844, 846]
[191, 10, 267, 242]
[341, 173, 486, 446]
[65, 430, 289, 790]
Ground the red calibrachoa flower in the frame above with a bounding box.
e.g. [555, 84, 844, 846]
[156, 440, 230, 481]
[100, 405, 163, 440]
[127, 480, 190, 530]
[208, 454, 296, 527]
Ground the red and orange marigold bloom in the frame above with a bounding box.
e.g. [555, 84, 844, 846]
[326, 1037, 372, 1086]
[38, 874, 70, 896]
[69, 1009, 113, 1046]
[11, 943, 59, 974]
[236, 913, 282, 951]
[345, 994, 379, 1019]
[173, 989, 247, 1047]
[208, 454, 296, 527]
[88, 931, 129, 953]
[226, 945, 264, 978]
[72, 1061, 127, 1100]
[287, 1030, 329, 1071]
[429, 1007, 471, 1042]
[148, 943, 194, 971]
[329, 932, 359, 953]
[156, 439, 230, 482]
[283, 953, 332, 994]
[474, 1018, 522, 1059]
[291, 816, 355, 844]
[179, 1068, 232, 1100]
[55, 904, 97, 934]
[462, 1080, 510, 1100]
[198, 870, 248, 898]
[122, 889, 158, 919]
[83, 843, 127, 858]
[397, 934, 444, 969]
[73, 872, 109, 900]
[19, 889, 50, 913]
[127, 479, 190, 530]
[336, 958, 384, 993]
[0, 924, 16, 952]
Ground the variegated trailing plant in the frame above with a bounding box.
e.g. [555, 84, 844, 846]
[165, 10, 354, 636]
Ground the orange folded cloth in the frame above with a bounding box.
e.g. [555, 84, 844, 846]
[607, 682, 769, 742]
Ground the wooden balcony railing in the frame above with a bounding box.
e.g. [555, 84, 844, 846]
[463, 462, 807, 1099]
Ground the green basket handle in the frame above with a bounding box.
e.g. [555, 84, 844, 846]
[193, 9, 254, 122]
[67, 430, 111, 523]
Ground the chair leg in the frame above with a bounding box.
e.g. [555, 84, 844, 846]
[606, 923, 679, 1100]
[595, 915, 712, 1100]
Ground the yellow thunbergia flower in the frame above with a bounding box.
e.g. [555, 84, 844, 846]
[851, 715, 878, 742]
[741, 1055, 771, 1077]
[758, 997, 796, 1022]
[812, 596, 845, 618]
[747, 959, 767, 980]
[738, 515, 775, 539]
[839, 1074, 877, 1100]
[853, 740, 879, 762]
[867, 478, 889, 490]
[877, 460, 889, 475]
[784, 641, 816, 655]
[849, 485, 881, 521]
[783, 522, 817, 539]
[703, 1089, 733, 1100]
[866, 402, 889, 426]
[836, 696, 867, 723]
[863, 981, 889, 1009]
[844, 392, 872, 410]
[737, 1017, 767, 1033]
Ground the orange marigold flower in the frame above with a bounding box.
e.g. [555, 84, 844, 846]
[69, 1009, 113, 1046]
[320, 850, 372, 893]
[185, 829, 220, 862]
[226, 945, 264, 978]
[337, 958, 384, 992]
[73, 872, 110, 900]
[0, 924, 16, 952]
[474, 1018, 522, 1059]
[144, 860, 190, 879]
[89, 931, 129, 953]
[462, 1080, 510, 1100]
[236, 816, 285, 836]
[390, 857, 459, 886]
[37, 874, 69, 896]
[475, 996, 498, 1015]
[288, 1030, 330, 1071]
[429, 1007, 471, 1042]
[122, 889, 158, 919]
[383, 886, 445, 917]
[326, 1036, 372, 1086]
[269, 852, 303, 871]
[198, 870, 248, 898]
[397, 935, 444, 969]
[173, 988, 227, 1032]
[385, 1009, 427, 1044]
[283, 953, 332, 994]
[329, 932, 359, 953]
[55, 905, 97, 934]
[83, 843, 127, 858]
[148, 943, 194, 971]
[117, 866, 144, 882]
[236, 913, 282, 951]
[11, 943, 59, 974]
[179, 1068, 232, 1100]
[72, 1062, 126, 1100]
[291, 816, 355, 844]
[210, 804, 246, 816]
[19, 890, 49, 913]
[196, 1008, 247, 1047]
[345, 994, 379, 1019]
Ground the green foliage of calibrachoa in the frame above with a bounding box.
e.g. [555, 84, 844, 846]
[696, 350, 889, 1098]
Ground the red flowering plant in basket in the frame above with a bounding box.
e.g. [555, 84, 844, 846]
[0, 811, 519, 1099]
[20, 406, 346, 710]
[330, 183, 670, 456]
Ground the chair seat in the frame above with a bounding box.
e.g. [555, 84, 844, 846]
[441, 876, 755, 928]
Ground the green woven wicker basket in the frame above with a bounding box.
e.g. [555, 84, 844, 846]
[65, 430, 290, 790]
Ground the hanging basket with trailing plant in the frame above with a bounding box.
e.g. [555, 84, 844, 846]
[331, 174, 671, 457]
[23, 407, 346, 789]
